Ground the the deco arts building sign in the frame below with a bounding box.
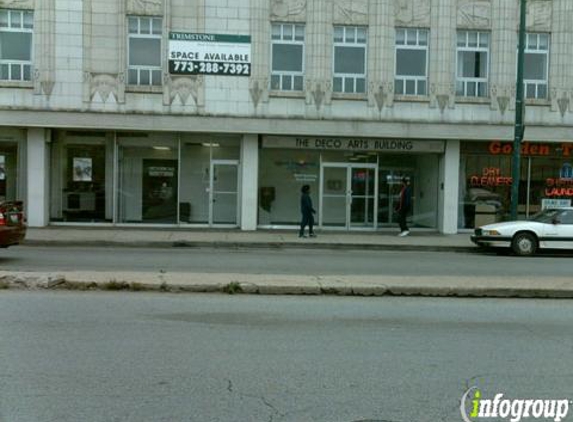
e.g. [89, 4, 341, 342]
[262, 136, 445, 153]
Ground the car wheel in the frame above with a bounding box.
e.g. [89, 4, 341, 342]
[511, 232, 538, 256]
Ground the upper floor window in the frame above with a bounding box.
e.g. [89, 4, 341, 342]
[524, 33, 549, 100]
[0, 9, 33, 82]
[395, 28, 428, 96]
[127, 16, 162, 86]
[333, 26, 367, 94]
[271, 23, 304, 91]
[456, 30, 489, 98]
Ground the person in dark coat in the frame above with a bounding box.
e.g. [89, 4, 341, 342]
[299, 184, 316, 238]
[395, 177, 412, 236]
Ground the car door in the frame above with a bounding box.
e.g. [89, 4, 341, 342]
[542, 209, 573, 250]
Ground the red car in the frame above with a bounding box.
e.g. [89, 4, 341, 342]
[0, 201, 26, 248]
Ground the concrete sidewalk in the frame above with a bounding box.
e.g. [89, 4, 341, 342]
[23, 226, 476, 252]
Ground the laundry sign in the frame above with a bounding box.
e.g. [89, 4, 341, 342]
[168, 32, 251, 76]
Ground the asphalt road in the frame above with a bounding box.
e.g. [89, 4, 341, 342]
[0, 245, 571, 277]
[1, 292, 572, 422]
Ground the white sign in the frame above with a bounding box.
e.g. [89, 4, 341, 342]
[262, 136, 445, 153]
[168, 32, 251, 76]
[541, 198, 571, 209]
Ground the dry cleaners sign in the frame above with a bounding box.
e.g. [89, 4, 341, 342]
[263, 136, 445, 153]
[168, 32, 251, 76]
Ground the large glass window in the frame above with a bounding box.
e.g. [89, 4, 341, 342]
[118, 134, 178, 224]
[179, 136, 240, 225]
[333, 26, 367, 94]
[50, 132, 112, 223]
[458, 141, 573, 229]
[127, 16, 162, 86]
[258, 149, 320, 225]
[456, 31, 489, 98]
[524, 33, 549, 100]
[271, 23, 305, 91]
[0, 142, 19, 202]
[395, 28, 428, 96]
[0, 9, 33, 81]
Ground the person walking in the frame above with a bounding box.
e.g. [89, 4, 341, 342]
[395, 177, 412, 236]
[299, 184, 316, 238]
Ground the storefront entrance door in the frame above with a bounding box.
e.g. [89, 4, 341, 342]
[209, 160, 239, 226]
[320, 163, 378, 229]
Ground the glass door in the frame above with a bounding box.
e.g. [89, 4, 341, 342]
[350, 166, 377, 228]
[320, 163, 378, 229]
[209, 160, 239, 226]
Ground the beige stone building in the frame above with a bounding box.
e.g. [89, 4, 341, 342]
[0, 0, 572, 233]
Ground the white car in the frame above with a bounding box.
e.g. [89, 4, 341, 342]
[471, 207, 573, 256]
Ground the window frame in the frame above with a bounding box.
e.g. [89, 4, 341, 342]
[332, 25, 367, 95]
[394, 27, 429, 97]
[456, 30, 490, 98]
[270, 22, 305, 92]
[127, 16, 163, 87]
[0, 9, 33, 82]
[523, 32, 549, 100]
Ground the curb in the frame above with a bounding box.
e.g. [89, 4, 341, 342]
[22, 239, 477, 253]
[2, 273, 573, 299]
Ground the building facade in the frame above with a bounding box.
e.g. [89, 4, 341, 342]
[1, 0, 573, 233]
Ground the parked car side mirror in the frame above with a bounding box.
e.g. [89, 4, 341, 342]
[552, 217, 560, 225]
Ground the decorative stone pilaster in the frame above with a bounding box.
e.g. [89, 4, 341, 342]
[305, 0, 332, 113]
[429, 0, 456, 111]
[86, 73, 120, 103]
[32, 0, 56, 98]
[549, 0, 572, 116]
[488, 1, 516, 114]
[250, 0, 271, 109]
[305, 79, 332, 111]
[249, 78, 269, 108]
[367, 0, 393, 110]
[164, 74, 203, 107]
[368, 81, 393, 111]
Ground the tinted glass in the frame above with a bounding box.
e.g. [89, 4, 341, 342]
[396, 49, 426, 76]
[524, 53, 546, 80]
[334, 46, 365, 74]
[0, 32, 32, 60]
[459, 51, 487, 77]
[272, 44, 303, 72]
[129, 38, 161, 66]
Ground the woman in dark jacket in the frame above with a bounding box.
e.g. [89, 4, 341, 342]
[299, 184, 316, 238]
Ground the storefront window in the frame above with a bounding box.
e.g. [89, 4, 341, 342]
[459, 141, 573, 229]
[259, 146, 439, 230]
[179, 135, 240, 225]
[0, 142, 19, 202]
[117, 133, 178, 224]
[258, 149, 320, 225]
[50, 131, 111, 222]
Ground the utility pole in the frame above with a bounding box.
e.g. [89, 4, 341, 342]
[511, 0, 526, 220]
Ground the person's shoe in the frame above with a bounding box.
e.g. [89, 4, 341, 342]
[298, 234, 307, 238]
[309, 233, 317, 238]
[398, 230, 410, 237]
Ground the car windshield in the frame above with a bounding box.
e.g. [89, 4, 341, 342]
[529, 209, 563, 223]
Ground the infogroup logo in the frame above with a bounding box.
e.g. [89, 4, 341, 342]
[460, 387, 571, 422]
